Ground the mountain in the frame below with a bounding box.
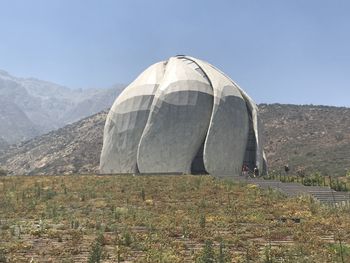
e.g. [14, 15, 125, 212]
[61, 86, 121, 124]
[260, 104, 350, 176]
[0, 111, 107, 175]
[1, 103, 350, 176]
[0, 70, 124, 146]
[0, 98, 39, 144]
[0, 138, 8, 150]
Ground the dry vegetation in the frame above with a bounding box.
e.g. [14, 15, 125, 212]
[1, 175, 350, 262]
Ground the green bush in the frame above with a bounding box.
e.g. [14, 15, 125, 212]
[330, 178, 348, 192]
[302, 172, 324, 186]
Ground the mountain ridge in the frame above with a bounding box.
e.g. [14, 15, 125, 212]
[1, 103, 350, 176]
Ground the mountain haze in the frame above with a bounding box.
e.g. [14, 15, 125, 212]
[0, 70, 124, 146]
[0, 97, 39, 144]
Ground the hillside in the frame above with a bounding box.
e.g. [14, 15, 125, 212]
[261, 104, 350, 176]
[1, 104, 350, 176]
[0, 111, 107, 175]
[0, 69, 123, 146]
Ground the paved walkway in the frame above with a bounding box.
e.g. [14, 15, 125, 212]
[233, 176, 350, 205]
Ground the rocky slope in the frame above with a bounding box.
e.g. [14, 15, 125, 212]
[0, 111, 107, 175]
[1, 104, 350, 176]
[0, 69, 123, 146]
[261, 104, 350, 176]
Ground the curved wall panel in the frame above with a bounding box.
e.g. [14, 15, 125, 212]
[192, 58, 249, 176]
[191, 57, 265, 173]
[137, 57, 213, 173]
[100, 62, 165, 173]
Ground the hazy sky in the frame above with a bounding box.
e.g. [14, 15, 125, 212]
[0, 0, 349, 106]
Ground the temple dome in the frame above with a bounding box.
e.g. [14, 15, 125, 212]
[100, 55, 267, 176]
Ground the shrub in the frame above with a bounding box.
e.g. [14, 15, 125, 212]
[140, 188, 145, 201]
[88, 241, 102, 263]
[199, 214, 206, 229]
[217, 239, 231, 263]
[0, 248, 7, 263]
[122, 229, 132, 246]
[330, 178, 348, 192]
[88, 233, 105, 263]
[196, 240, 215, 263]
[302, 172, 323, 186]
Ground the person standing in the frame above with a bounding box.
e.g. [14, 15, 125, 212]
[242, 163, 248, 177]
[254, 166, 259, 177]
[284, 165, 290, 174]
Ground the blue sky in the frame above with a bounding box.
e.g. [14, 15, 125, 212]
[0, 0, 349, 106]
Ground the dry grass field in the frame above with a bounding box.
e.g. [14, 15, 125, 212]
[0, 175, 350, 262]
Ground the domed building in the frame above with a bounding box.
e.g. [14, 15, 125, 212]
[100, 55, 267, 176]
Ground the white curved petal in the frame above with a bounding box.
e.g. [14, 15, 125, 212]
[137, 57, 213, 173]
[191, 57, 249, 176]
[190, 56, 265, 173]
[100, 62, 165, 173]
